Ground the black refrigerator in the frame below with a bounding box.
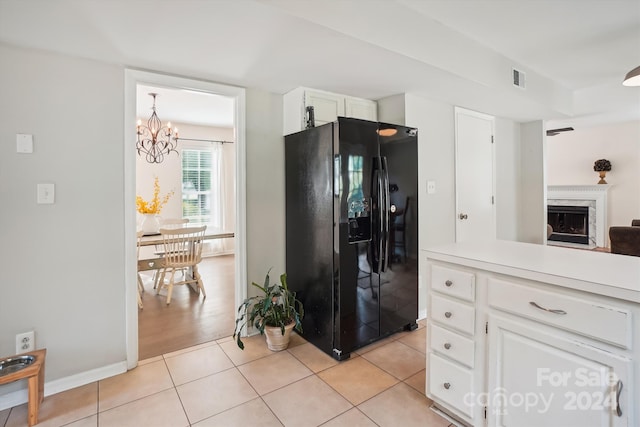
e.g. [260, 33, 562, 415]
[285, 117, 418, 360]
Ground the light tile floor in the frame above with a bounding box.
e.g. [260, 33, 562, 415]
[2, 320, 455, 427]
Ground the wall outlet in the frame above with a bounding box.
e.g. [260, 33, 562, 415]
[16, 331, 35, 354]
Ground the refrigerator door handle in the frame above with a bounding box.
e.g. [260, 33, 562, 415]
[374, 167, 384, 274]
[381, 157, 390, 272]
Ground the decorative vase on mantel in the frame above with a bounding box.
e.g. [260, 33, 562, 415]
[597, 171, 608, 185]
[593, 159, 611, 185]
[140, 214, 160, 235]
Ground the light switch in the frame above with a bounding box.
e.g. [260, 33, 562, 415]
[427, 180, 436, 194]
[37, 183, 55, 204]
[17, 134, 33, 153]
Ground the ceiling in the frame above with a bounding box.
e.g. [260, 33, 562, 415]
[1, 0, 639, 129]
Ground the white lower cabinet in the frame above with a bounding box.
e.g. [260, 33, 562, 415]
[426, 258, 638, 427]
[487, 314, 631, 427]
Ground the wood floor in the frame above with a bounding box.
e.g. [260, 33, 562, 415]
[137, 255, 235, 360]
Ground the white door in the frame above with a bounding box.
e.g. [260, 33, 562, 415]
[487, 314, 630, 427]
[455, 107, 495, 242]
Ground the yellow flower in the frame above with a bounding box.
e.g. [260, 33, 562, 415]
[136, 177, 174, 214]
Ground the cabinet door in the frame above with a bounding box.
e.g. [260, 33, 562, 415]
[345, 97, 377, 121]
[305, 90, 345, 126]
[487, 314, 631, 427]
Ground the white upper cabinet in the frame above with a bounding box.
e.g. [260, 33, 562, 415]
[283, 87, 377, 135]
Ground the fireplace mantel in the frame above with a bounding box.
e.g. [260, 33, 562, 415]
[547, 185, 611, 248]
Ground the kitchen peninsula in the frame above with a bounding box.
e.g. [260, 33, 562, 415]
[424, 240, 640, 427]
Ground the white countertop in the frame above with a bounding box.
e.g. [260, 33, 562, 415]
[424, 240, 640, 303]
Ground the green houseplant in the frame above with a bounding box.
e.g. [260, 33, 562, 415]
[233, 269, 304, 351]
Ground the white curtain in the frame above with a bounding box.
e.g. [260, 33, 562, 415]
[182, 142, 227, 256]
[205, 142, 225, 255]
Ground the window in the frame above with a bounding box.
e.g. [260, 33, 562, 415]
[182, 148, 221, 226]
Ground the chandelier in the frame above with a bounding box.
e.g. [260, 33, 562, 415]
[136, 93, 179, 164]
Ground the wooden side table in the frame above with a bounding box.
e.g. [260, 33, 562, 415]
[0, 348, 46, 426]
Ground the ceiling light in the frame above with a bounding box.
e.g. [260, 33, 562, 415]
[136, 93, 179, 163]
[623, 65, 640, 86]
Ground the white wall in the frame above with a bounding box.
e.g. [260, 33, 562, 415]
[547, 120, 640, 231]
[0, 44, 126, 397]
[245, 89, 286, 297]
[519, 121, 546, 243]
[0, 44, 285, 405]
[495, 118, 522, 241]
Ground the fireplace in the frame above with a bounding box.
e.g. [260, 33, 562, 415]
[547, 205, 589, 245]
[547, 185, 610, 248]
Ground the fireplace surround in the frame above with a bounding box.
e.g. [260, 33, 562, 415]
[547, 185, 610, 248]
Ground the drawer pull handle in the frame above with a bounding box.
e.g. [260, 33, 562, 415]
[529, 301, 567, 315]
[443, 382, 451, 389]
[444, 343, 451, 350]
[615, 380, 623, 417]
[445, 280, 453, 287]
[444, 311, 452, 318]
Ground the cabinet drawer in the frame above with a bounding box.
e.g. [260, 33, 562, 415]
[431, 264, 475, 302]
[430, 294, 475, 335]
[428, 353, 473, 419]
[429, 323, 475, 368]
[488, 278, 631, 348]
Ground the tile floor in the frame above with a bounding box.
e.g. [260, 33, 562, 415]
[1, 321, 454, 427]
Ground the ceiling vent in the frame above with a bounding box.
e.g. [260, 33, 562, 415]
[512, 68, 526, 89]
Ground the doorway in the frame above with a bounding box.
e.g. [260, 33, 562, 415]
[454, 107, 496, 242]
[124, 70, 247, 368]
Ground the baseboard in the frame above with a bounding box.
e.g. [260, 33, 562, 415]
[418, 309, 427, 321]
[0, 360, 127, 411]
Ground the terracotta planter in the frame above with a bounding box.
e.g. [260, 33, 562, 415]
[264, 322, 295, 351]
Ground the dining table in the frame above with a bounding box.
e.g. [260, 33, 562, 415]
[137, 228, 234, 272]
[137, 228, 234, 294]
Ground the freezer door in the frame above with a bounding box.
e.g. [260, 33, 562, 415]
[335, 118, 381, 356]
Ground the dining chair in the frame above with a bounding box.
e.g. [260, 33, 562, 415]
[156, 225, 207, 304]
[136, 230, 145, 309]
[153, 218, 190, 287]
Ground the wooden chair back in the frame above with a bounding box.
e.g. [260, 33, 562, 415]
[159, 225, 207, 268]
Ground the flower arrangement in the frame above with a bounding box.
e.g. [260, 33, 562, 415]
[593, 159, 612, 172]
[136, 177, 174, 214]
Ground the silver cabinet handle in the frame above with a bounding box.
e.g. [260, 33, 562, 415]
[459, 213, 468, 220]
[615, 380, 623, 417]
[444, 343, 451, 350]
[445, 280, 453, 287]
[444, 311, 452, 318]
[529, 301, 567, 315]
[443, 382, 451, 389]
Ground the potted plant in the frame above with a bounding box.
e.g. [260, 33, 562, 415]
[593, 159, 612, 184]
[233, 269, 304, 351]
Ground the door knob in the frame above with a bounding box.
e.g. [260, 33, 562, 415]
[459, 213, 468, 220]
